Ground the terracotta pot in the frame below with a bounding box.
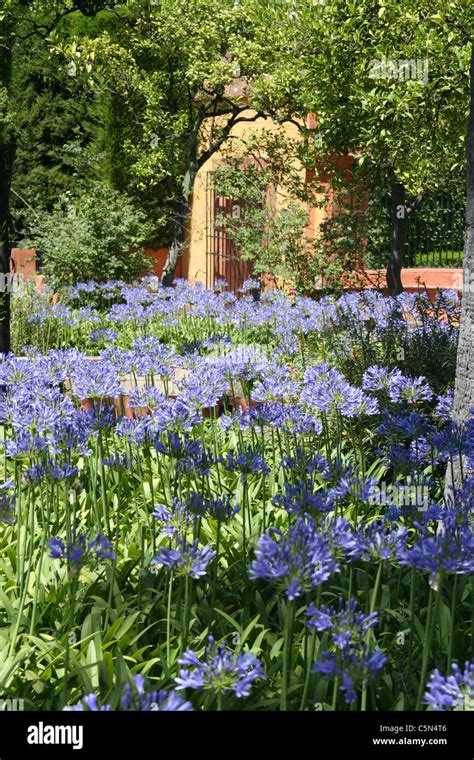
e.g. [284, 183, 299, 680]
[114, 395, 150, 419]
[78, 395, 150, 419]
[202, 403, 221, 419]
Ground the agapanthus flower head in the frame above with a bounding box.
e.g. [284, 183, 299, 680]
[424, 662, 474, 711]
[79, 402, 117, 432]
[64, 676, 192, 711]
[121, 675, 193, 711]
[152, 537, 215, 578]
[308, 598, 386, 703]
[127, 385, 167, 411]
[101, 452, 133, 471]
[281, 405, 323, 435]
[357, 518, 408, 563]
[314, 645, 387, 703]
[272, 480, 334, 517]
[1, 428, 49, 459]
[330, 471, 379, 507]
[281, 448, 330, 478]
[224, 448, 269, 478]
[152, 497, 189, 537]
[429, 421, 467, 461]
[324, 516, 363, 562]
[63, 694, 111, 711]
[376, 411, 428, 442]
[154, 432, 214, 476]
[220, 346, 269, 383]
[434, 389, 455, 422]
[250, 516, 338, 599]
[177, 364, 227, 408]
[185, 493, 239, 522]
[115, 416, 155, 447]
[175, 636, 264, 698]
[239, 277, 261, 293]
[301, 362, 379, 418]
[398, 375, 433, 405]
[0, 479, 16, 523]
[23, 459, 79, 485]
[399, 511, 474, 575]
[48, 532, 115, 574]
[306, 597, 379, 642]
[70, 361, 122, 399]
[362, 365, 405, 401]
[89, 328, 118, 345]
[251, 365, 298, 403]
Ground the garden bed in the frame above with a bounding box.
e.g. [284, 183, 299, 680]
[0, 278, 472, 712]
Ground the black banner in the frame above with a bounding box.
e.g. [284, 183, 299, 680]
[0, 711, 471, 758]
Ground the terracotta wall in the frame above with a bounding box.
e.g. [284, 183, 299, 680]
[144, 247, 180, 279]
[347, 267, 463, 299]
[11, 248, 37, 278]
[9, 247, 177, 283]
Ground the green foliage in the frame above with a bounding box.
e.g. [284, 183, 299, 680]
[7, 38, 105, 235]
[212, 133, 342, 296]
[22, 182, 153, 288]
[11, 281, 57, 354]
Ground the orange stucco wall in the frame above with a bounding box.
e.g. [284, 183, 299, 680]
[183, 110, 316, 285]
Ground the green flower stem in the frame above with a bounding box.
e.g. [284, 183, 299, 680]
[406, 568, 416, 685]
[166, 572, 174, 669]
[281, 598, 295, 711]
[63, 575, 79, 706]
[9, 488, 35, 656]
[446, 573, 458, 671]
[331, 676, 339, 711]
[181, 575, 192, 655]
[361, 561, 383, 711]
[416, 575, 443, 711]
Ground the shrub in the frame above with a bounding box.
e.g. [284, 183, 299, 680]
[22, 182, 153, 289]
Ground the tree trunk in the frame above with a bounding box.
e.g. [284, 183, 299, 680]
[446, 43, 474, 488]
[0, 142, 15, 355]
[386, 180, 408, 296]
[161, 192, 190, 287]
[161, 115, 202, 287]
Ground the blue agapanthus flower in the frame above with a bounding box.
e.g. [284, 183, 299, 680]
[64, 675, 192, 711]
[307, 598, 387, 703]
[424, 662, 474, 711]
[63, 694, 111, 711]
[314, 646, 387, 703]
[121, 675, 193, 711]
[48, 532, 115, 573]
[224, 448, 270, 477]
[281, 448, 331, 478]
[185, 493, 239, 521]
[399, 509, 474, 575]
[301, 362, 379, 418]
[272, 481, 334, 516]
[306, 597, 379, 643]
[155, 432, 214, 475]
[23, 459, 79, 485]
[329, 472, 379, 506]
[101, 452, 133, 471]
[362, 365, 405, 402]
[250, 516, 338, 599]
[175, 636, 264, 698]
[0, 479, 16, 523]
[152, 538, 215, 578]
[357, 518, 408, 563]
